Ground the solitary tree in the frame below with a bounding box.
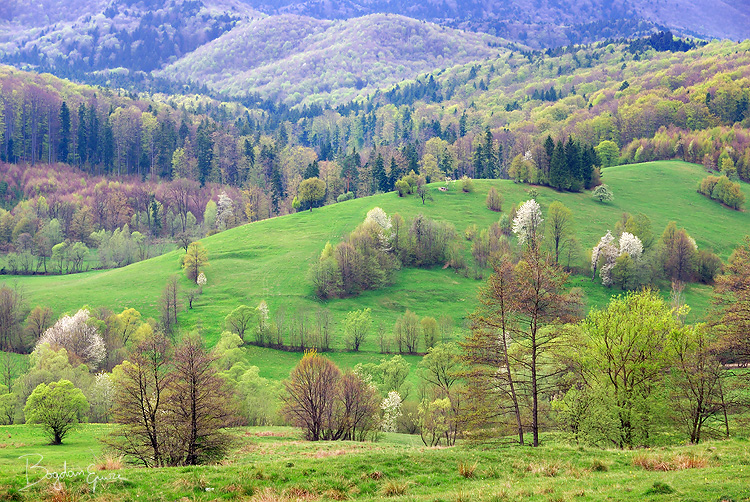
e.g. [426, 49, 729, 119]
[465, 248, 582, 447]
[24, 380, 89, 444]
[546, 201, 574, 264]
[107, 332, 173, 467]
[344, 308, 372, 352]
[486, 187, 503, 212]
[168, 335, 235, 465]
[281, 351, 340, 441]
[592, 184, 614, 203]
[182, 241, 208, 282]
[298, 177, 326, 211]
[713, 237, 750, 364]
[578, 290, 681, 448]
[512, 199, 544, 248]
[225, 305, 256, 342]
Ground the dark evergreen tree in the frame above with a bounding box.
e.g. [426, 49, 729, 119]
[564, 138, 582, 191]
[388, 157, 401, 191]
[86, 105, 99, 166]
[58, 102, 70, 163]
[304, 160, 320, 180]
[549, 140, 568, 190]
[372, 153, 388, 193]
[76, 104, 87, 167]
[196, 121, 214, 185]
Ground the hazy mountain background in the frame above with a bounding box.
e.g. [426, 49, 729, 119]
[0, 0, 747, 105]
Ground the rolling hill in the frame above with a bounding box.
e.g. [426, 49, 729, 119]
[5, 161, 749, 364]
[156, 13, 511, 106]
[238, 0, 750, 47]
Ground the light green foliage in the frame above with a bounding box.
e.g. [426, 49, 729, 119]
[576, 290, 682, 448]
[420, 316, 439, 350]
[355, 355, 411, 398]
[203, 200, 217, 231]
[595, 140, 620, 167]
[213, 331, 245, 370]
[344, 308, 372, 352]
[298, 177, 326, 210]
[0, 382, 16, 425]
[224, 305, 256, 342]
[24, 379, 89, 444]
[418, 398, 452, 446]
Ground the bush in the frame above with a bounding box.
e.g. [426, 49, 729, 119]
[698, 175, 744, 210]
[592, 184, 614, 203]
[459, 176, 475, 193]
[486, 187, 503, 211]
[336, 191, 354, 203]
[695, 249, 723, 283]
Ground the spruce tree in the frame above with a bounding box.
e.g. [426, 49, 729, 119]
[549, 140, 568, 190]
[58, 102, 70, 163]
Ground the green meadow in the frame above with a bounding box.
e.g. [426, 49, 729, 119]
[1, 424, 749, 501]
[3, 160, 749, 372]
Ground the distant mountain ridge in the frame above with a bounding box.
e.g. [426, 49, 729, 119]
[156, 13, 513, 106]
[239, 0, 750, 47]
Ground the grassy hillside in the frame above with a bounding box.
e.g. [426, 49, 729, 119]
[157, 13, 510, 105]
[4, 161, 750, 362]
[1, 424, 749, 501]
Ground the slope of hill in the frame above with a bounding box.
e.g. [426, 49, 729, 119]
[156, 13, 511, 106]
[238, 0, 750, 47]
[5, 161, 749, 357]
[0, 0, 262, 76]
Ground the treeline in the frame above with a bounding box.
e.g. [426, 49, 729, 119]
[0, 163, 245, 275]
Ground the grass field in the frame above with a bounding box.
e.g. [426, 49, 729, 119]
[1, 424, 749, 501]
[2, 160, 748, 364]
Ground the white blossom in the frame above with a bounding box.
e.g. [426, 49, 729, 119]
[591, 230, 619, 286]
[365, 207, 393, 250]
[380, 391, 403, 433]
[618, 232, 643, 261]
[216, 191, 234, 230]
[36, 309, 106, 369]
[512, 199, 544, 246]
[365, 207, 392, 232]
[196, 272, 207, 286]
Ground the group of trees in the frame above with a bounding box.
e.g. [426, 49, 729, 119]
[591, 215, 723, 289]
[509, 136, 599, 192]
[698, 175, 745, 210]
[311, 208, 460, 299]
[463, 233, 747, 448]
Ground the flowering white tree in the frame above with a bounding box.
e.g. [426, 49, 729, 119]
[592, 231, 645, 287]
[619, 232, 643, 261]
[216, 191, 234, 230]
[512, 199, 544, 247]
[591, 231, 618, 285]
[365, 207, 393, 251]
[196, 272, 207, 287]
[36, 309, 106, 369]
[380, 391, 403, 433]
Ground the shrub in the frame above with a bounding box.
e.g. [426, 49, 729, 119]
[592, 184, 614, 203]
[486, 187, 503, 211]
[460, 176, 475, 193]
[336, 191, 354, 203]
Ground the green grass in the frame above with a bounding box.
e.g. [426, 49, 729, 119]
[4, 161, 749, 356]
[1, 424, 749, 501]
